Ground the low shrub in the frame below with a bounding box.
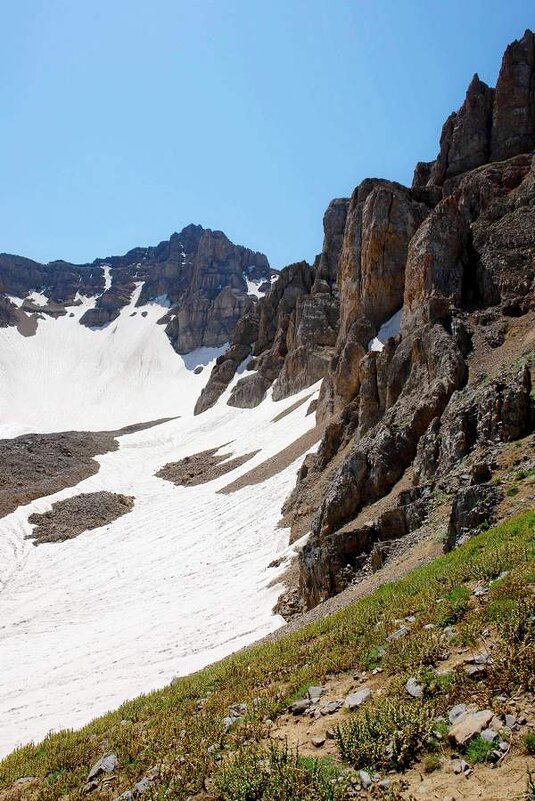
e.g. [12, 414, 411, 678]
[214, 742, 348, 801]
[336, 699, 435, 771]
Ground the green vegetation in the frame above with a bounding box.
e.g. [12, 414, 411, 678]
[215, 744, 347, 801]
[465, 735, 495, 763]
[0, 510, 533, 800]
[522, 732, 535, 756]
[422, 753, 441, 773]
[336, 699, 435, 770]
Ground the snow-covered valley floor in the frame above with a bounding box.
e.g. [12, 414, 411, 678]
[0, 291, 318, 757]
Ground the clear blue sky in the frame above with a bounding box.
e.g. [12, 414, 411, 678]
[1, 1, 533, 268]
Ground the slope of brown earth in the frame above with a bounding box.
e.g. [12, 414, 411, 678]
[218, 425, 324, 494]
[157, 447, 259, 486]
[0, 418, 175, 520]
[271, 393, 314, 423]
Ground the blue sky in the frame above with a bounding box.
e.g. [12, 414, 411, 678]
[1, 1, 533, 268]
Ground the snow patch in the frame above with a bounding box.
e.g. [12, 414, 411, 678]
[102, 266, 112, 293]
[368, 308, 402, 352]
[0, 383, 321, 757]
[26, 291, 49, 307]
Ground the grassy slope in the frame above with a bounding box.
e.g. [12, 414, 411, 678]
[1, 510, 534, 800]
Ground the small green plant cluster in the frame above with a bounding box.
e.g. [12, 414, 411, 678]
[465, 735, 496, 763]
[336, 699, 435, 770]
[523, 732, 535, 756]
[215, 743, 347, 801]
[436, 585, 471, 627]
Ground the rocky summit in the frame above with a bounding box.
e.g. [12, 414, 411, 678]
[0, 223, 273, 352]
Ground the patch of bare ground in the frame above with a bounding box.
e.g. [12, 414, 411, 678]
[467, 307, 535, 384]
[271, 393, 314, 423]
[0, 418, 176, 520]
[218, 424, 324, 494]
[157, 447, 260, 487]
[15, 310, 38, 337]
[26, 491, 134, 545]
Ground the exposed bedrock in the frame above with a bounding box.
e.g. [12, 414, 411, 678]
[292, 86, 535, 609]
[0, 296, 19, 328]
[413, 30, 535, 188]
[196, 200, 350, 413]
[301, 486, 431, 603]
[317, 180, 430, 420]
[414, 365, 534, 484]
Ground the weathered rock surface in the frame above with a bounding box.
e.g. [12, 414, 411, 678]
[197, 201, 349, 413]
[414, 365, 534, 483]
[413, 30, 535, 187]
[445, 484, 502, 552]
[448, 709, 494, 748]
[281, 32, 535, 609]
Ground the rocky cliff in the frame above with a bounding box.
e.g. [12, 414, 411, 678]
[0, 224, 272, 352]
[198, 29, 535, 610]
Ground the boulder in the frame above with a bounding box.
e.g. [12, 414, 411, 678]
[448, 709, 494, 747]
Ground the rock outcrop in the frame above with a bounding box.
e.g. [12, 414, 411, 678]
[413, 30, 535, 188]
[196, 198, 350, 414]
[278, 30, 535, 609]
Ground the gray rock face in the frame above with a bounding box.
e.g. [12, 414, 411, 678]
[197, 201, 349, 414]
[445, 485, 502, 552]
[414, 30, 535, 187]
[490, 30, 535, 161]
[87, 752, 118, 782]
[291, 143, 535, 608]
[426, 75, 495, 186]
[414, 365, 534, 483]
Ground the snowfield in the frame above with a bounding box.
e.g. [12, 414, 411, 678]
[0, 284, 319, 757]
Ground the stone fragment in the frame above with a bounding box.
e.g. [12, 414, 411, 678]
[387, 626, 410, 641]
[344, 688, 371, 710]
[481, 728, 496, 743]
[464, 664, 487, 679]
[290, 699, 311, 715]
[87, 753, 118, 782]
[448, 703, 467, 724]
[405, 677, 423, 698]
[311, 736, 325, 748]
[448, 709, 494, 747]
[359, 770, 372, 789]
